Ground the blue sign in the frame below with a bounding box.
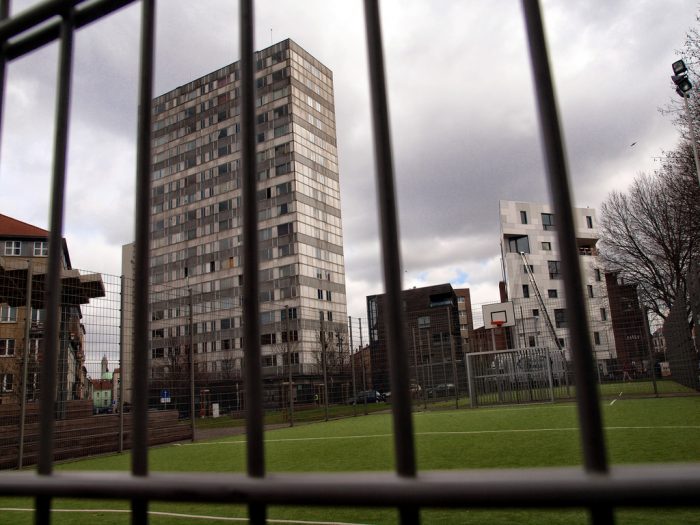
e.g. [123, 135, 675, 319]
[160, 389, 171, 403]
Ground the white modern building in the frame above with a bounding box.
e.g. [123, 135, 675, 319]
[499, 200, 616, 365]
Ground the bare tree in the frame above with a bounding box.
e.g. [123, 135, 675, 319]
[599, 164, 699, 319]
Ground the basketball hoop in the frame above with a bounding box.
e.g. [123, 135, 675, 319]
[491, 320, 505, 330]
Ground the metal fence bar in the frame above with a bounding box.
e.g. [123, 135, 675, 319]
[3, 0, 134, 61]
[239, 0, 266, 523]
[521, 1, 612, 523]
[1, 466, 700, 507]
[363, 2, 417, 523]
[0, 0, 8, 152]
[132, 0, 155, 523]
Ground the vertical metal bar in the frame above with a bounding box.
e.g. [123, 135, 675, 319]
[349, 316, 356, 416]
[132, 0, 155, 522]
[18, 260, 32, 469]
[358, 318, 367, 414]
[285, 305, 294, 426]
[118, 275, 125, 454]
[521, 1, 612, 523]
[0, 0, 10, 154]
[36, 4, 75, 522]
[239, 1, 265, 523]
[189, 288, 195, 441]
[363, 2, 417, 522]
[321, 316, 329, 421]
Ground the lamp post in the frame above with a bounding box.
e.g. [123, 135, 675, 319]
[672, 59, 700, 187]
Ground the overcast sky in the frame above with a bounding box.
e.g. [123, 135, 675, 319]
[0, 0, 697, 322]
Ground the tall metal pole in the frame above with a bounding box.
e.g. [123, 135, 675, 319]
[18, 260, 32, 469]
[681, 94, 700, 187]
[118, 275, 125, 454]
[320, 315, 329, 421]
[285, 305, 294, 427]
[359, 318, 367, 414]
[349, 316, 357, 416]
[189, 288, 195, 442]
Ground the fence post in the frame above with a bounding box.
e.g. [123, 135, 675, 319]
[189, 288, 195, 442]
[118, 275, 125, 453]
[285, 304, 294, 426]
[18, 259, 32, 470]
[359, 318, 367, 414]
[320, 315, 329, 421]
[466, 353, 476, 408]
[545, 347, 555, 403]
[349, 316, 356, 416]
[450, 332, 459, 409]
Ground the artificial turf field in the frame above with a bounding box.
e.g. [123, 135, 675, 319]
[1, 396, 698, 525]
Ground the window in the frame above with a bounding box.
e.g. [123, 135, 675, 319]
[317, 289, 323, 300]
[262, 355, 277, 367]
[31, 308, 45, 323]
[548, 289, 558, 299]
[520, 211, 528, 224]
[593, 331, 601, 345]
[532, 309, 539, 317]
[541, 213, 555, 231]
[326, 290, 332, 301]
[586, 215, 593, 228]
[0, 305, 17, 323]
[281, 307, 297, 320]
[554, 309, 567, 328]
[600, 308, 607, 321]
[260, 333, 276, 345]
[33, 241, 48, 256]
[507, 235, 530, 254]
[281, 330, 299, 343]
[457, 297, 465, 304]
[0, 339, 15, 356]
[522, 284, 530, 298]
[4, 240, 20, 255]
[587, 285, 594, 298]
[541, 241, 551, 251]
[558, 338, 566, 348]
[594, 268, 601, 282]
[523, 264, 533, 274]
[418, 316, 430, 328]
[548, 260, 561, 279]
[1, 373, 13, 392]
[528, 336, 536, 347]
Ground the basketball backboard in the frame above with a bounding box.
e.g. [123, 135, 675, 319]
[482, 301, 516, 329]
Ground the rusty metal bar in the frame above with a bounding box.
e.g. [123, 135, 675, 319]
[521, 1, 612, 523]
[36, 3, 75, 523]
[239, 0, 265, 523]
[0, 467, 699, 507]
[363, 2, 417, 523]
[4, 0, 134, 61]
[131, 0, 155, 523]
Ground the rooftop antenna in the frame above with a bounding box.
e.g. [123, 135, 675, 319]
[270, 28, 273, 46]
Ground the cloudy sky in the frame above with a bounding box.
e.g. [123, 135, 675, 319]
[0, 0, 697, 321]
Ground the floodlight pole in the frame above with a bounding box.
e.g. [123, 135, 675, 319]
[681, 93, 700, 187]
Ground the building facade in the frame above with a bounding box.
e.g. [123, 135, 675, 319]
[367, 283, 463, 393]
[148, 40, 348, 410]
[499, 200, 616, 366]
[0, 214, 104, 409]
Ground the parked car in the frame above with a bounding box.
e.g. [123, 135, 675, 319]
[427, 383, 456, 398]
[348, 390, 384, 404]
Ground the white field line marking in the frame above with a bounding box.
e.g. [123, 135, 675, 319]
[610, 391, 624, 406]
[178, 425, 700, 447]
[0, 508, 373, 525]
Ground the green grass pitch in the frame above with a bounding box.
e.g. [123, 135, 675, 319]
[1, 396, 698, 524]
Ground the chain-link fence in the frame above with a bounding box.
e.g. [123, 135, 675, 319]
[2, 255, 698, 470]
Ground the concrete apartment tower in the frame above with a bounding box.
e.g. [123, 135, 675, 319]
[148, 40, 347, 407]
[499, 200, 616, 369]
